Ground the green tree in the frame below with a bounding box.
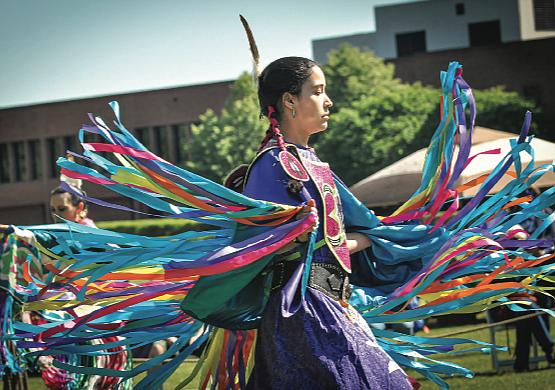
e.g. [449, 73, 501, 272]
[315, 45, 439, 186]
[472, 86, 544, 138]
[183, 72, 267, 183]
[322, 44, 397, 111]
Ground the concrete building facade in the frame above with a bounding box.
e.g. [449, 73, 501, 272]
[313, 0, 555, 62]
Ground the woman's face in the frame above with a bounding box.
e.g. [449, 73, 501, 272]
[291, 66, 333, 136]
[50, 193, 84, 223]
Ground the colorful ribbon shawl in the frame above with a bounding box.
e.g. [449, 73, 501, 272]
[2, 61, 555, 390]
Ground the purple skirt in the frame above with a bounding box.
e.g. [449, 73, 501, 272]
[246, 287, 412, 390]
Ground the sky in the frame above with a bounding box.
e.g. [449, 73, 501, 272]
[0, 0, 420, 109]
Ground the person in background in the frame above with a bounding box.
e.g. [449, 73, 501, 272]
[0, 184, 133, 390]
[50, 186, 96, 228]
[506, 226, 555, 373]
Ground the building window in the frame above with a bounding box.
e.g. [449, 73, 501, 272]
[456, 3, 465, 15]
[82, 132, 97, 168]
[153, 126, 169, 161]
[135, 127, 151, 149]
[534, 0, 555, 30]
[47, 137, 62, 178]
[0, 143, 10, 183]
[12, 141, 26, 182]
[468, 20, 501, 47]
[28, 139, 42, 180]
[172, 123, 191, 164]
[396, 31, 427, 57]
[63, 135, 78, 155]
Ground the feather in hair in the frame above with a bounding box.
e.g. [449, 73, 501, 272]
[240, 14, 262, 87]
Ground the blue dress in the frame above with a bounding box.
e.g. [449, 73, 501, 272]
[243, 145, 413, 389]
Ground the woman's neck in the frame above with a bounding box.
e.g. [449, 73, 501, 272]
[279, 123, 309, 147]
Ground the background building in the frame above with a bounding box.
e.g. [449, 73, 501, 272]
[0, 81, 232, 225]
[313, 0, 555, 116]
[314, 0, 555, 61]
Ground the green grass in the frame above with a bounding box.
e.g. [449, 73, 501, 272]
[19, 315, 555, 389]
[23, 360, 200, 390]
[408, 314, 555, 389]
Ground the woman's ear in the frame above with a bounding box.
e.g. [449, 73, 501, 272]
[281, 92, 296, 111]
[76, 202, 85, 220]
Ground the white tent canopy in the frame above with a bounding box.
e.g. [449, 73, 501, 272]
[350, 127, 555, 208]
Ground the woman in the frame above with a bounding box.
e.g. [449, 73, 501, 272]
[240, 56, 413, 389]
[50, 186, 96, 228]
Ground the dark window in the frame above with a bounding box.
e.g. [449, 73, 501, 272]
[47, 137, 62, 178]
[83, 132, 97, 145]
[28, 139, 42, 180]
[63, 135, 78, 155]
[12, 141, 26, 182]
[396, 31, 426, 57]
[172, 123, 190, 164]
[456, 3, 465, 15]
[82, 132, 97, 168]
[0, 143, 10, 183]
[468, 20, 501, 47]
[534, 0, 555, 30]
[135, 127, 150, 149]
[153, 126, 169, 160]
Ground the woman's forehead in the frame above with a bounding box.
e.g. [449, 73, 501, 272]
[305, 66, 326, 87]
[51, 193, 71, 204]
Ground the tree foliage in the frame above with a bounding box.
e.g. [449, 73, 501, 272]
[314, 45, 439, 186]
[314, 44, 544, 186]
[472, 86, 543, 138]
[322, 44, 397, 111]
[183, 72, 267, 183]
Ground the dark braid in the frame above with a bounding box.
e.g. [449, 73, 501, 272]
[258, 106, 287, 152]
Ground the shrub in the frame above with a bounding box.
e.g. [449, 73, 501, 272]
[96, 218, 212, 237]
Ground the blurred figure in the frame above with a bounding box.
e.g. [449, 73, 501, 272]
[0, 184, 132, 390]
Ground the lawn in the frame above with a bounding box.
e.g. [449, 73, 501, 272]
[19, 314, 555, 389]
[408, 314, 555, 389]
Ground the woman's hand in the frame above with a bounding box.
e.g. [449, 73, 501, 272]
[0, 224, 9, 233]
[295, 199, 318, 243]
[276, 200, 318, 254]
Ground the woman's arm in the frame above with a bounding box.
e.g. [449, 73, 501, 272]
[346, 232, 372, 254]
[0, 224, 38, 245]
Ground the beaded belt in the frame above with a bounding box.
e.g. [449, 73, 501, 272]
[270, 261, 352, 302]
